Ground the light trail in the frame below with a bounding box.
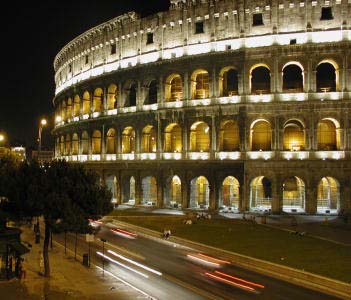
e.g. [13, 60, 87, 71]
[95, 266, 158, 300]
[96, 251, 148, 278]
[187, 254, 220, 267]
[214, 271, 265, 289]
[205, 272, 256, 292]
[197, 253, 230, 265]
[108, 250, 162, 276]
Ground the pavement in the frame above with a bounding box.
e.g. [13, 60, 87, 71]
[0, 224, 145, 300]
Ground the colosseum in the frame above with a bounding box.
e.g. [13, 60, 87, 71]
[53, 0, 351, 215]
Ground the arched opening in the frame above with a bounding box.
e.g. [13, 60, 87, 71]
[92, 130, 101, 154]
[145, 80, 158, 105]
[122, 127, 135, 153]
[192, 70, 209, 99]
[317, 177, 340, 214]
[164, 123, 182, 152]
[220, 68, 239, 96]
[106, 175, 119, 204]
[93, 88, 103, 112]
[65, 134, 71, 155]
[60, 136, 65, 156]
[317, 119, 339, 150]
[190, 122, 210, 152]
[141, 125, 157, 153]
[73, 95, 80, 116]
[282, 176, 305, 213]
[82, 91, 90, 114]
[61, 100, 66, 121]
[219, 120, 240, 151]
[165, 74, 183, 101]
[190, 176, 209, 209]
[316, 62, 337, 92]
[106, 129, 116, 154]
[283, 64, 303, 92]
[81, 131, 89, 155]
[283, 120, 305, 151]
[251, 66, 271, 94]
[251, 120, 272, 151]
[220, 176, 240, 210]
[250, 176, 272, 212]
[142, 176, 157, 205]
[67, 98, 73, 119]
[165, 176, 182, 208]
[107, 84, 117, 110]
[72, 133, 79, 155]
[125, 83, 137, 107]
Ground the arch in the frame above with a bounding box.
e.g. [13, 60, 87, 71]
[317, 118, 339, 150]
[282, 64, 304, 92]
[60, 136, 65, 156]
[66, 98, 73, 119]
[282, 176, 305, 213]
[316, 61, 337, 92]
[190, 176, 209, 209]
[251, 120, 272, 151]
[106, 175, 119, 204]
[72, 133, 79, 155]
[219, 67, 239, 96]
[164, 123, 182, 152]
[81, 131, 89, 155]
[92, 130, 101, 154]
[191, 69, 209, 99]
[220, 176, 240, 210]
[141, 125, 157, 153]
[219, 120, 240, 151]
[125, 83, 137, 107]
[106, 128, 116, 154]
[283, 120, 305, 151]
[93, 88, 103, 112]
[73, 95, 81, 116]
[250, 65, 271, 94]
[142, 176, 157, 205]
[82, 91, 90, 114]
[61, 100, 67, 121]
[107, 84, 117, 110]
[249, 176, 272, 212]
[145, 80, 158, 105]
[165, 73, 183, 101]
[122, 127, 135, 153]
[165, 175, 182, 208]
[190, 121, 210, 152]
[317, 177, 340, 214]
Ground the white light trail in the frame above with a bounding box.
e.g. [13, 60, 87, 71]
[96, 251, 148, 278]
[108, 250, 162, 276]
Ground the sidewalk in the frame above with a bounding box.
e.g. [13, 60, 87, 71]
[0, 224, 144, 300]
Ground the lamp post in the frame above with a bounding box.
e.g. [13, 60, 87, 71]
[37, 118, 47, 162]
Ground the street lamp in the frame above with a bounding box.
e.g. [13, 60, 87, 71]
[0, 134, 4, 143]
[38, 118, 47, 161]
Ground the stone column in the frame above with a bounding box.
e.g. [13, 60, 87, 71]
[211, 116, 217, 158]
[183, 122, 188, 158]
[340, 179, 351, 211]
[159, 76, 164, 106]
[103, 86, 108, 112]
[182, 177, 189, 208]
[211, 66, 217, 98]
[118, 82, 123, 108]
[305, 180, 317, 214]
[271, 176, 282, 214]
[184, 71, 189, 100]
[157, 173, 164, 208]
[209, 178, 217, 211]
[135, 172, 142, 205]
[238, 73, 244, 95]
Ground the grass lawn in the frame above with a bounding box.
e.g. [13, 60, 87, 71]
[116, 215, 351, 283]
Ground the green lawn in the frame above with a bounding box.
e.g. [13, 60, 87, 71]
[116, 215, 351, 283]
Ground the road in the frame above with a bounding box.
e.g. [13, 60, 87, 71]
[52, 224, 340, 300]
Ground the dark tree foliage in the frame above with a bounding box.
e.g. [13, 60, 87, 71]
[0, 159, 113, 276]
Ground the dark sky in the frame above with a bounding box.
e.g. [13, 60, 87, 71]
[0, 0, 169, 150]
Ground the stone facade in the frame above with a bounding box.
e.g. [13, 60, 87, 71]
[52, 0, 351, 215]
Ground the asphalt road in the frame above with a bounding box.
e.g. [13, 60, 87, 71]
[52, 224, 340, 300]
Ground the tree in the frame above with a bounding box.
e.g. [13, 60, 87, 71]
[0, 159, 113, 277]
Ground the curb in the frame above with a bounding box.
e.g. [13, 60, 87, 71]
[111, 219, 351, 300]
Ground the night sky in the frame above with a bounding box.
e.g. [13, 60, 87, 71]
[0, 0, 169, 150]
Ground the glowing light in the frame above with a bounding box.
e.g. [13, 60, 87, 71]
[96, 252, 148, 278]
[187, 254, 220, 267]
[82, 114, 89, 120]
[106, 154, 117, 161]
[108, 250, 162, 276]
[79, 155, 88, 162]
[55, 116, 62, 123]
[197, 254, 230, 265]
[205, 272, 256, 292]
[122, 153, 135, 160]
[248, 151, 273, 160]
[107, 109, 118, 116]
[214, 271, 265, 289]
[91, 155, 101, 161]
[92, 112, 100, 118]
[217, 152, 241, 160]
[110, 228, 137, 239]
[41, 119, 47, 126]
